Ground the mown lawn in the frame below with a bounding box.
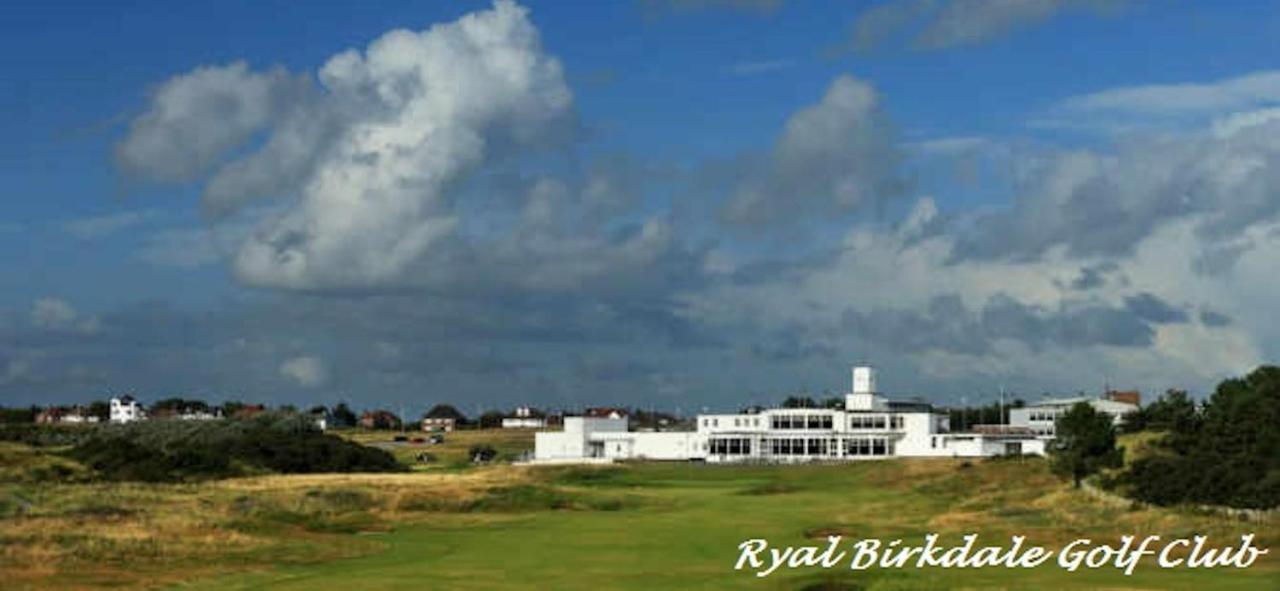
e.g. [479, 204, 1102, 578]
[176, 459, 1277, 591]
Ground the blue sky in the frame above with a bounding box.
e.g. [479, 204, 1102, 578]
[3, 0, 1280, 413]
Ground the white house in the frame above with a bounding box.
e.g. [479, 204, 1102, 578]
[534, 365, 1046, 463]
[176, 408, 221, 421]
[1009, 394, 1139, 436]
[109, 395, 145, 423]
[502, 406, 546, 429]
[60, 410, 100, 424]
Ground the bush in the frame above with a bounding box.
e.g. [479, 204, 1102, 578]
[468, 444, 498, 463]
[0, 424, 94, 447]
[1121, 366, 1280, 510]
[65, 413, 404, 482]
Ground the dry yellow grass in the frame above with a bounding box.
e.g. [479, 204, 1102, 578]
[0, 451, 542, 590]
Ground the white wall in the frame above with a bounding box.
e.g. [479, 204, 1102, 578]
[593, 432, 707, 460]
[535, 431, 586, 460]
[535, 416, 629, 460]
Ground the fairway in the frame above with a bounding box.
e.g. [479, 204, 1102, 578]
[170, 460, 1278, 591]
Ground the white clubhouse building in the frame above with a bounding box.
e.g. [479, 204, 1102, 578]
[535, 366, 1047, 463]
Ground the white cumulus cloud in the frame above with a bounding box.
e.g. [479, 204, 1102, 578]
[279, 355, 329, 388]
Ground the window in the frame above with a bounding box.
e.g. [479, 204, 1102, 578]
[850, 415, 888, 430]
[711, 438, 752, 455]
[872, 439, 886, 456]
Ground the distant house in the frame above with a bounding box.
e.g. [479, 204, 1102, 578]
[34, 407, 64, 424]
[233, 404, 267, 419]
[584, 407, 629, 420]
[360, 410, 402, 430]
[501, 406, 546, 429]
[421, 417, 456, 432]
[310, 408, 331, 431]
[177, 408, 221, 420]
[110, 396, 146, 423]
[59, 406, 99, 424]
[151, 403, 221, 421]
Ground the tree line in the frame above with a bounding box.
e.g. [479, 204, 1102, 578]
[1050, 365, 1279, 510]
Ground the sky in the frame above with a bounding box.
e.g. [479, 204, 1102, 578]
[3, 0, 1280, 413]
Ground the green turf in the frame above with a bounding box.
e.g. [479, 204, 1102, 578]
[174, 461, 1279, 591]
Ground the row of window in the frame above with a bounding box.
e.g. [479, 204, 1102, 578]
[770, 415, 834, 430]
[848, 415, 905, 430]
[709, 437, 753, 455]
[707, 437, 893, 457]
[844, 438, 890, 456]
[702, 414, 906, 431]
[1027, 410, 1059, 422]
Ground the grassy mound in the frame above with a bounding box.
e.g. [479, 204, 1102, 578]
[66, 413, 403, 482]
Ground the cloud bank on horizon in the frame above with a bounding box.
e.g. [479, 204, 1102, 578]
[3, 0, 1279, 411]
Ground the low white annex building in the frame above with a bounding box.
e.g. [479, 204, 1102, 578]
[534, 366, 1046, 463]
[1009, 394, 1139, 436]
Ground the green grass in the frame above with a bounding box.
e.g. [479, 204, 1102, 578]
[339, 428, 535, 470]
[173, 460, 1277, 591]
[4, 434, 1276, 590]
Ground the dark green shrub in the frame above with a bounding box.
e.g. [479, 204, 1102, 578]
[65, 413, 403, 482]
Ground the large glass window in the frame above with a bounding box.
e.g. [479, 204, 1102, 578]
[711, 438, 753, 455]
[872, 439, 886, 456]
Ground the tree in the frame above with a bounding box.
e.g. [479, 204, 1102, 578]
[782, 396, 817, 409]
[1123, 366, 1280, 509]
[1123, 389, 1198, 434]
[0, 406, 37, 424]
[221, 401, 247, 417]
[331, 403, 357, 428]
[478, 410, 506, 429]
[424, 404, 468, 424]
[87, 400, 110, 421]
[152, 398, 210, 413]
[1049, 402, 1124, 488]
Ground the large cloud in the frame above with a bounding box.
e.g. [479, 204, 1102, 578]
[721, 75, 901, 226]
[115, 62, 307, 182]
[954, 114, 1280, 263]
[92, 10, 1280, 408]
[118, 1, 575, 290]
